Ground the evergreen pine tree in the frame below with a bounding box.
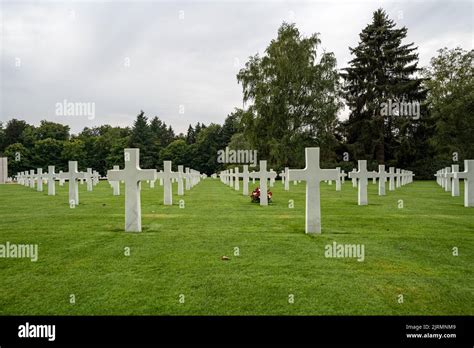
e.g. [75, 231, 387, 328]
[342, 8, 425, 164]
[186, 125, 195, 144]
[129, 111, 154, 168]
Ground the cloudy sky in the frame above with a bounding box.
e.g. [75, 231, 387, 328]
[1, 0, 472, 135]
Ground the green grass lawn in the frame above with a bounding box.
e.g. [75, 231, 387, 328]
[0, 178, 472, 315]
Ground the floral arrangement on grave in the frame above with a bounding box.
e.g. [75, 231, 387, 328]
[250, 187, 272, 203]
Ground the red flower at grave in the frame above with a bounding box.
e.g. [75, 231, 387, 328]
[250, 187, 272, 203]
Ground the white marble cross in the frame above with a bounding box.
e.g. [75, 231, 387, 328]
[16, 172, 22, 185]
[436, 169, 441, 187]
[224, 170, 229, 185]
[109, 165, 121, 196]
[395, 168, 402, 188]
[219, 170, 225, 184]
[43, 166, 56, 196]
[288, 147, 338, 234]
[177, 165, 184, 196]
[284, 167, 289, 191]
[350, 169, 357, 188]
[387, 167, 396, 191]
[234, 167, 240, 191]
[84, 168, 94, 192]
[250, 160, 276, 206]
[443, 167, 452, 192]
[335, 167, 342, 191]
[36, 168, 43, 192]
[158, 170, 164, 186]
[449, 165, 460, 197]
[377, 165, 388, 196]
[58, 170, 65, 186]
[159, 161, 180, 205]
[348, 160, 378, 205]
[91, 170, 99, 185]
[59, 161, 86, 206]
[440, 168, 446, 189]
[228, 168, 234, 188]
[185, 168, 191, 190]
[241, 165, 250, 196]
[269, 169, 276, 187]
[107, 149, 156, 232]
[436, 168, 442, 187]
[29, 169, 36, 188]
[453, 160, 474, 207]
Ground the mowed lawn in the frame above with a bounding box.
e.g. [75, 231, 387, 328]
[0, 178, 472, 315]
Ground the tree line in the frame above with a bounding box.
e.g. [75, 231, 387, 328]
[0, 9, 472, 179]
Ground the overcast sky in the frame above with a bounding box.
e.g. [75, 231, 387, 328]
[1, 0, 472, 135]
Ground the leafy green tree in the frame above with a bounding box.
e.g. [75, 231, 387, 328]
[106, 136, 129, 170]
[19, 125, 37, 149]
[3, 119, 29, 149]
[220, 109, 243, 148]
[4, 143, 30, 175]
[237, 23, 341, 168]
[159, 139, 190, 169]
[0, 122, 5, 152]
[227, 133, 252, 151]
[423, 47, 474, 162]
[61, 139, 86, 170]
[192, 124, 223, 174]
[33, 138, 64, 168]
[35, 120, 70, 141]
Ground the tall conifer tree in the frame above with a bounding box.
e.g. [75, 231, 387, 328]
[342, 9, 425, 163]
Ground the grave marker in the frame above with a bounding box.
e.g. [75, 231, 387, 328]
[36, 168, 43, 192]
[454, 160, 474, 207]
[241, 165, 250, 196]
[288, 147, 338, 234]
[177, 165, 184, 196]
[44, 166, 56, 196]
[107, 149, 156, 232]
[59, 161, 86, 206]
[348, 160, 378, 205]
[250, 160, 276, 206]
[377, 165, 388, 196]
[160, 161, 179, 205]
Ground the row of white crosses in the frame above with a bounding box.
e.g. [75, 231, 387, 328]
[220, 165, 251, 195]
[288, 148, 418, 233]
[278, 167, 302, 190]
[348, 161, 414, 205]
[275, 161, 413, 206]
[107, 148, 202, 232]
[16, 163, 102, 207]
[434, 160, 474, 207]
[218, 148, 417, 234]
[219, 161, 277, 206]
